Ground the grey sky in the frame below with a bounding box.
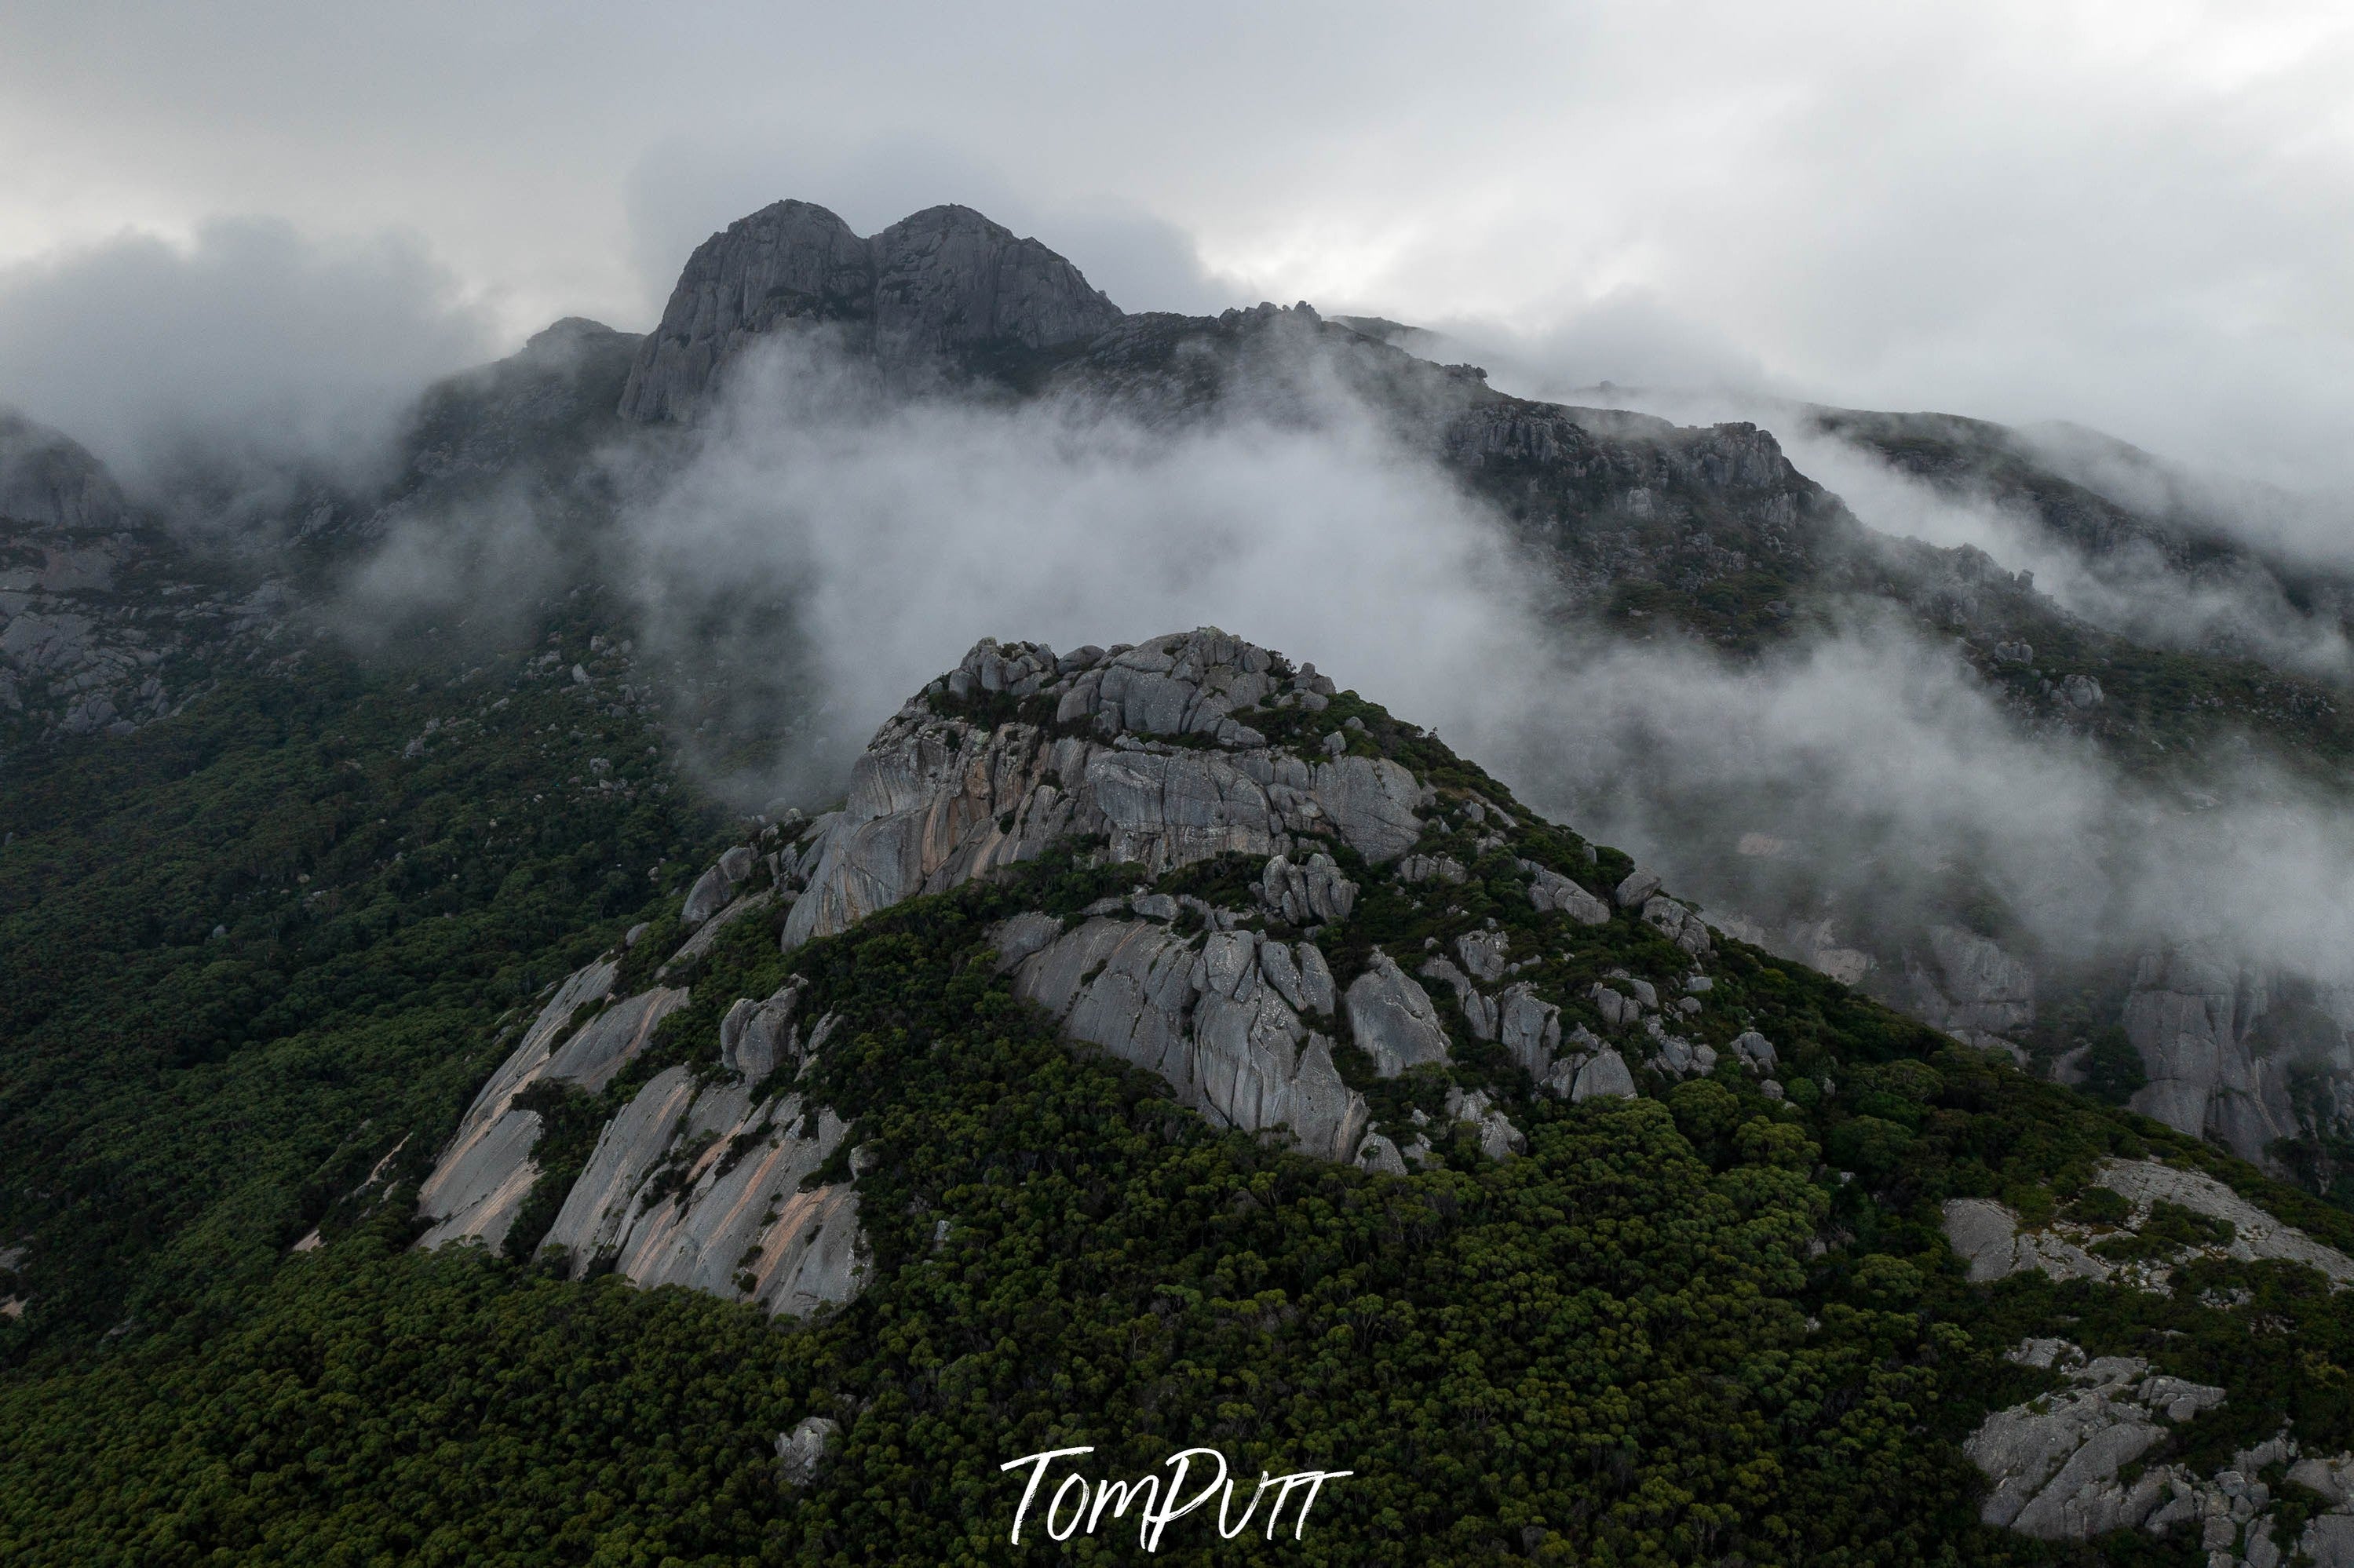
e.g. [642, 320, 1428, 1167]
[2, 1, 2351, 486]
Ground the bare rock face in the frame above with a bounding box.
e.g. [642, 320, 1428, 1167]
[619, 201, 1122, 421]
[1941, 1197, 2112, 1285]
[1941, 1159, 2354, 1292]
[2122, 943, 2310, 1162]
[537, 1067, 866, 1321]
[781, 632, 1425, 950]
[1345, 950, 1452, 1078]
[869, 206, 1122, 366]
[1966, 1339, 2224, 1540]
[1522, 860, 1610, 924]
[1966, 1339, 2354, 1559]
[1905, 924, 2036, 1059]
[1255, 851, 1356, 924]
[1002, 917, 1370, 1161]
[0, 412, 288, 745]
[777, 1417, 841, 1488]
[720, 978, 809, 1082]
[415, 960, 688, 1251]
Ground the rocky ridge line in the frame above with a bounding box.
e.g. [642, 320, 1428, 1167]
[414, 627, 1805, 1314]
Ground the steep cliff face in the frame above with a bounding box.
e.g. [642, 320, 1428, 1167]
[617, 201, 1122, 421]
[2119, 943, 2352, 1160]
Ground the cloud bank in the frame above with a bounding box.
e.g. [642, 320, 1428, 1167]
[0, 217, 494, 509]
[3, 3, 2349, 490]
[582, 335, 2354, 995]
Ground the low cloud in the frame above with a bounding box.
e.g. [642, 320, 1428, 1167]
[588, 333, 2354, 995]
[0, 217, 495, 517]
[614, 332, 1525, 797]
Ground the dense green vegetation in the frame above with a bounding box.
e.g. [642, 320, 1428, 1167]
[0, 620, 713, 1358]
[7, 642, 2354, 1564]
[9, 749, 2352, 1561]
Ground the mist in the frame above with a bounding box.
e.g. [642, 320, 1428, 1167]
[1394, 322, 2354, 685]
[582, 331, 2354, 997]
[614, 334, 1532, 799]
[0, 217, 495, 521]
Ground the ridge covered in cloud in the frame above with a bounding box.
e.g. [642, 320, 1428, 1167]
[0, 217, 494, 507]
[2, 2, 2349, 489]
[569, 334, 2354, 1004]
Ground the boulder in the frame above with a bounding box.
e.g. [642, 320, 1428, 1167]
[1640, 895, 1713, 957]
[1456, 930, 1509, 983]
[1400, 852, 1468, 885]
[1523, 861, 1611, 924]
[720, 978, 809, 1082]
[1345, 950, 1453, 1077]
[778, 1417, 841, 1488]
[1446, 1087, 1526, 1160]
[681, 865, 733, 928]
[1615, 868, 1662, 909]
[1496, 985, 1562, 1078]
[1257, 851, 1356, 924]
[1571, 1051, 1637, 1101]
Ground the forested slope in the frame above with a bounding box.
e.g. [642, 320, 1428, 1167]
[5, 634, 2353, 1566]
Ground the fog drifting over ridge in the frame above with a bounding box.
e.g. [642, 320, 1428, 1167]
[3, 4, 2351, 490]
[0, 217, 494, 507]
[584, 334, 2354, 994]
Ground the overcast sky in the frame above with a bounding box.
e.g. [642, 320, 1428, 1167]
[2, 1, 2351, 487]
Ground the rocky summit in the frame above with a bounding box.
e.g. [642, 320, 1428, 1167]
[618, 200, 1123, 420]
[378, 627, 2354, 1564]
[13, 193, 2354, 1567]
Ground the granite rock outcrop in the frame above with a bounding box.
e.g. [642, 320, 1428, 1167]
[779, 631, 1425, 950]
[619, 202, 1123, 421]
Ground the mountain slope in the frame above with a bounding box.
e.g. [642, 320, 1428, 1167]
[7, 629, 2354, 1565]
[10, 196, 2354, 1563]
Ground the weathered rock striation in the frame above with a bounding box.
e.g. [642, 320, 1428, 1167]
[415, 961, 688, 1251]
[1002, 916, 1370, 1161]
[779, 630, 1424, 950]
[2121, 943, 2319, 1161]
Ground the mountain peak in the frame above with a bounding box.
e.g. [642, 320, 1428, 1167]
[618, 199, 1123, 422]
[0, 409, 129, 534]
